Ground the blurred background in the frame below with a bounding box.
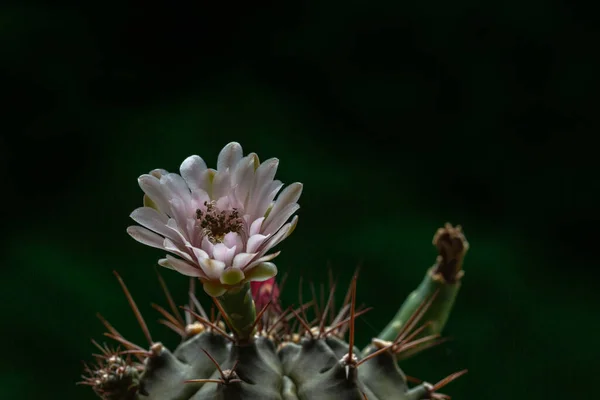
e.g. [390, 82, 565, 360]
[1, 1, 598, 399]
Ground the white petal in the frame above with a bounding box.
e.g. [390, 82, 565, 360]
[217, 142, 243, 171]
[232, 252, 257, 269]
[247, 234, 268, 253]
[158, 258, 174, 270]
[166, 255, 202, 277]
[223, 231, 243, 249]
[127, 226, 165, 249]
[191, 187, 210, 211]
[270, 216, 298, 248]
[248, 158, 279, 212]
[232, 154, 257, 207]
[199, 258, 226, 280]
[165, 218, 192, 246]
[130, 207, 179, 241]
[167, 197, 192, 239]
[161, 173, 192, 207]
[180, 155, 208, 191]
[256, 216, 298, 255]
[262, 203, 300, 235]
[201, 236, 215, 256]
[213, 243, 237, 266]
[163, 238, 194, 262]
[211, 169, 231, 200]
[138, 174, 171, 215]
[191, 246, 209, 261]
[254, 181, 283, 219]
[246, 252, 281, 270]
[249, 217, 265, 236]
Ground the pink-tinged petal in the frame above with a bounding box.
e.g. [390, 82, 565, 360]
[247, 234, 268, 253]
[165, 255, 202, 277]
[167, 197, 191, 237]
[180, 155, 208, 191]
[199, 258, 226, 280]
[127, 226, 165, 250]
[247, 158, 279, 214]
[267, 216, 299, 249]
[215, 196, 231, 210]
[223, 231, 243, 249]
[201, 236, 215, 256]
[158, 258, 174, 270]
[232, 154, 257, 207]
[163, 238, 194, 262]
[232, 252, 257, 269]
[161, 173, 191, 204]
[262, 203, 300, 236]
[191, 188, 210, 211]
[249, 217, 265, 236]
[138, 174, 171, 215]
[211, 169, 231, 200]
[191, 246, 209, 261]
[130, 207, 185, 244]
[217, 142, 243, 172]
[213, 243, 237, 266]
[165, 218, 192, 246]
[251, 180, 283, 219]
[264, 182, 302, 228]
[249, 251, 281, 266]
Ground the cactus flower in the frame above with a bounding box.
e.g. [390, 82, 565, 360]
[127, 142, 302, 296]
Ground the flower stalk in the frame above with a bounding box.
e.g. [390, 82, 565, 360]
[216, 282, 257, 341]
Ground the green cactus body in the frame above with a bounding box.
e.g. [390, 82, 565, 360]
[80, 144, 468, 400]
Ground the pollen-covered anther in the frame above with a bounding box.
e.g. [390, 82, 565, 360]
[196, 201, 243, 243]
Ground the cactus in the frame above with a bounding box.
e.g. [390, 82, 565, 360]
[79, 143, 468, 400]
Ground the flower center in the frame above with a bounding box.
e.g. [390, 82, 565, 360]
[196, 201, 243, 243]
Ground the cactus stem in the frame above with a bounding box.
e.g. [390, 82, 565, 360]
[113, 271, 153, 346]
[185, 349, 242, 385]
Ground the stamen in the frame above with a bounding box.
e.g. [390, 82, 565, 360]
[195, 201, 243, 243]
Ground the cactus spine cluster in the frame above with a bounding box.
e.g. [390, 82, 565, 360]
[80, 223, 468, 400]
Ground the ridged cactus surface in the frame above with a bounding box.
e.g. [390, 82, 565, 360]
[80, 143, 468, 400]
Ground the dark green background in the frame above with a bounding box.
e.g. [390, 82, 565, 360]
[1, 2, 597, 399]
